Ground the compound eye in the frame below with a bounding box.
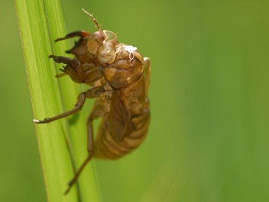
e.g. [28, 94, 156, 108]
[87, 31, 106, 55]
[87, 38, 100, 55]
[104, 30, 117, 41]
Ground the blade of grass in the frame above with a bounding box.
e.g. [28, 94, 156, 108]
[15, 0, 101, 201]
[44, 1, 101, 201]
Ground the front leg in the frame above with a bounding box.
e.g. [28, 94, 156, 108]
[50, 55, 103, 83]
[34, 86, 105, 124]
[55, 30, 90, 42]
[49, 55, 81, 81]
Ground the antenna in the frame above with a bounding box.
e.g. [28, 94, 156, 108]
[82, 8, 102, 31]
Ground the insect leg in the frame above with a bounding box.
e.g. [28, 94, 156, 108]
[55, 72, 67, 78]
[49, 55, 80, 78]
[65, 155, 93, 194]
[55, 30, 90, 42]
[34, 93, 86, 124]
[49, 55, 80, 67]
[143, 57, 151, 95]
[34, 86, 105, 124]
[86, 103, 105, 152]
[65, 102, 105, 194]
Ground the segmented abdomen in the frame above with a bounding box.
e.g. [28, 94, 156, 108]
[93, 105, 150, 159]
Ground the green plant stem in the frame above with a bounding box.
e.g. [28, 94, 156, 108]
[15, 0, 101, 201]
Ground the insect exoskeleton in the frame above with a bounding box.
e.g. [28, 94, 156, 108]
[34, 8, 151, 194]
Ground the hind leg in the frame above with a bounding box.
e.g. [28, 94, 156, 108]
[65, 101, 105, 194]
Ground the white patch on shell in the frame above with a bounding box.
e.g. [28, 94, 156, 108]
[124, 45, 137, 60]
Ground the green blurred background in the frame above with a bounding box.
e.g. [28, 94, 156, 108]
[1, 0, 269, 201]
